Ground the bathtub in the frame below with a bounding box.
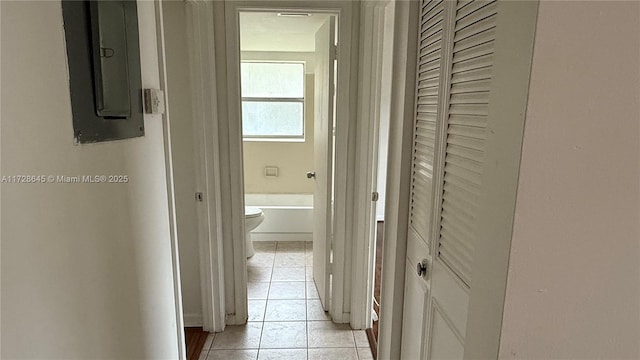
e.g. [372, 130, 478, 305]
[245, 194, 313, 242]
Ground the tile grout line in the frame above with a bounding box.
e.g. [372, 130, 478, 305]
[203, 332, 215, 360]
[249, 241, 320, 359]
[264, 243, 275, 322]
[256, 242, 274, 359]
[259, 241, 277, 357]
[353, 330, 361, 360]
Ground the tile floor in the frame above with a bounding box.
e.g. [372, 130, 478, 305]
[199, 241, 374, 360]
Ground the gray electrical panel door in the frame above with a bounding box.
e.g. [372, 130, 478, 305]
[62, 0, 144, 143]
[90, 1, 132, 118]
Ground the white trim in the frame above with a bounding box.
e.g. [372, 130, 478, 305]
[184, 313, 204, 327]
[242, 138, 306, 143]
[377, 0, 420, 358]
[154, 1, 186, 358]
[350, 0, 389, 331]
[185, 0, 226, 332]
[329, 0, 359, 325]
[218, 0, 359, 325]
[219, 0, 249, 325]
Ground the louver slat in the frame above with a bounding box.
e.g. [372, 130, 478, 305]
[409, 0, 444, 249]
[419, 68, 440, 82]
[451, 67, 492, 85]
[454, 28, 496, 53]
[443, 172, 480, 200]
[451, 54, 493, 74]
[455, 2, 498, 31]
[437, 0, 497, 287]
[442, 181, 478, 216]
[416, 112, 437, 122]
[449, 92, 489, 105]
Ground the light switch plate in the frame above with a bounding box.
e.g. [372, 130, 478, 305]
[144, 88, 165, 114]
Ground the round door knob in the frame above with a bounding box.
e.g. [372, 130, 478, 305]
[306, 171, 316, 179]
[416, 261, 427, 277]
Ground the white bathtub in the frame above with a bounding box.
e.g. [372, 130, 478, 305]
[245, 194, 313, 242]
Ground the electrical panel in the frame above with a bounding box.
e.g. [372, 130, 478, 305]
[62, 0, 144, 143]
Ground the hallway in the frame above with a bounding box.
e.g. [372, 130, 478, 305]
[198, 241, 373, 359]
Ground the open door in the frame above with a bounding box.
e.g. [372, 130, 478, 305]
[311, 16, 336, 311]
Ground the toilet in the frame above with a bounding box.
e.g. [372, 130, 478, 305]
[244, 206, 265, 258]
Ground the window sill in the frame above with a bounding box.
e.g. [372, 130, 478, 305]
[243, 137, 306, 143]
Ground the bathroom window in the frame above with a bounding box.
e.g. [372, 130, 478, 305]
[241, 62, 305, 140]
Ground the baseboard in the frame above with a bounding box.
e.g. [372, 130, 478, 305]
[252, 233, 312, 242]
[184, 313, 203, 327]
[226, 313, 244, 325]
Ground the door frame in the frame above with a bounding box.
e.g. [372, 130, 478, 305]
[378, 1, 539, 358]
[377, 0, 421, 358]
[188, 0, 360, 327]
[349, 0, 393, 330]
[154, 0, 187, 356]
[185, 0, 227, 331]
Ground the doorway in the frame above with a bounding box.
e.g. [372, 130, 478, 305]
[185, 0, 362, 349]
[237, 10, 335, 323]
[194, 6, 375, 359]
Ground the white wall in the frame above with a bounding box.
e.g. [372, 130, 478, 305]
[239, 13, 329, 52]
[162, 0, 202, 327]
[500, 2, 640, 358]
[1, 2, 181, 358]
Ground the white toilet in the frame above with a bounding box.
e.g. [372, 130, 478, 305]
[244, 206, 265, 258]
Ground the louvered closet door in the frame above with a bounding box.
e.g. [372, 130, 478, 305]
[409, 0, 444, 245]
[400, 0, 444, 358]
[426, 1, 498, 359]
[438, 0, 497, 286]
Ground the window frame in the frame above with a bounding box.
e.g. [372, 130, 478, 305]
[240, 61, 306, 142]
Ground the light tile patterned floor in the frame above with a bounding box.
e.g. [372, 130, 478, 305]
[199, 241, 374, 360]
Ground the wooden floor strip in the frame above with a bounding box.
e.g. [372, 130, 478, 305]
[366, 327, 379, 360]
[368, 221, 384, 359]
[185, 327, 208, 360]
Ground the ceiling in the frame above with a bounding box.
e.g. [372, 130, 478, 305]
[239, 12, 330, 52]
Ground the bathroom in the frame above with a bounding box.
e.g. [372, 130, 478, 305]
[240, 10, 318, 251]
[242, 57, 315, 247]
[239, 11, 331, 328]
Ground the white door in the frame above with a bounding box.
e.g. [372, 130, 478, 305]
[400, 0, 499, 358]
[427, 2, 499, 357]
[399, 0, 443, 356]
[311, 16, 336, 311]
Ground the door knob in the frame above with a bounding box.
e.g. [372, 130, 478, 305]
[416, 260, 428, 277]
[306, 171, 316, 179]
